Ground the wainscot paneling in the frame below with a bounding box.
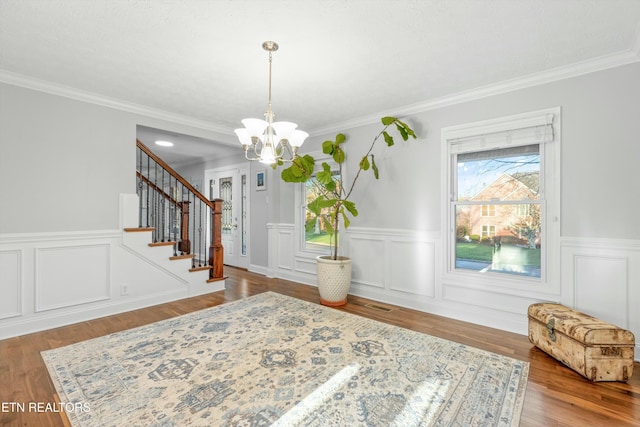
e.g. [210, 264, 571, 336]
[266, 225, 639, 360]
[294, 257, 317, 276]
[0, 223, 222, 340]
[277, 229, 294, 271]
[561, 237, 639, 357]
[575, 255, 628, 328]
[442, 283, 538, 317]
[0, 250, 22, 319]
[349, 235, 385, 289]
[389, 239, 436, 297]
[35, 243, 110, 312]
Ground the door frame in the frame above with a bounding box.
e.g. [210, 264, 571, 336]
[204, 163, 250, 269]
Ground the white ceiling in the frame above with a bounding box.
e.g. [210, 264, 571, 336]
[1, 0, 640, 165]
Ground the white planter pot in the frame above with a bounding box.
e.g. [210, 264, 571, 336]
[316, 255, 352, 306]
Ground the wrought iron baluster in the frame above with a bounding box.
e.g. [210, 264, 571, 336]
[153, 160, 159, 243]
[134, 140, 225, 281]
[161, 168, 165, 242]
[191, 191, 197, 269]
[137, 147, 143, 228]
[145, 152, 151, 228]
[198, 197, 203, 267]
[173, 175, 178, 249]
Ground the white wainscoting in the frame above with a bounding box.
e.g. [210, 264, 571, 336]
[0, 226, 224, 340]
[0, 249, 21, 320]
[267, 224, 639, 359]
[35, 243, 110, 312]
[561, 237, 640, 357]
[346, 228, 438, 299]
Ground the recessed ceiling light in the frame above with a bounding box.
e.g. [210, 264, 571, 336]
[155, 140, 174, 147]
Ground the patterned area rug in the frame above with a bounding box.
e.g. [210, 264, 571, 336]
[42, 292, 529, 426]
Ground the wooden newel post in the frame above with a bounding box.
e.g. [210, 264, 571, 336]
[209, 198, 224, 280]
[177, 201, 191, 254]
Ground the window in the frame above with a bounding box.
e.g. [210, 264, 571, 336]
[481, 225, 496, 239]
[481, 205, 496, 217]
[302, 171, 341, 251]
[296, 153, 341, 253]
[443, 108, 560, 285]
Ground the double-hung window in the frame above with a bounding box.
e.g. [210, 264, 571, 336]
[443, 108, 560, 288]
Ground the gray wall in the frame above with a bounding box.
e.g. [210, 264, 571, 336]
[271, 62, 640, 241]
[2, 60, 638, 264]
[0, 83, 233, 234]
[0, 84, 133, 233]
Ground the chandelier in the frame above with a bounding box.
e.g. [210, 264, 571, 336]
[235, 41, 308, 165]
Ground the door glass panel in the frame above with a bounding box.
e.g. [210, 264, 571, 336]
[241, 174, 247, 255]
[219, 177, 233, 234]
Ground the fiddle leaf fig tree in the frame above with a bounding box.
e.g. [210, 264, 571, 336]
[280, 117, 416, 260]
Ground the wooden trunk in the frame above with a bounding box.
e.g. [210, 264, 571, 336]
[528, 303, 635, 382]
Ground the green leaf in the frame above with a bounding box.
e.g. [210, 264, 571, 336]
[341, 210, 351, 229]
[282, 155, 315, 182]
[307, 197, 324, 215]
[316, 170, 332, 185]
[319, 197, 339, 209]
[343, 200, 358, 217]
[323, 140, 334, 155]
[281, 166, 304, 182]
[316, 163, 337, 191]
[305, 218, 316, 232]
[360, 155, 370, 170]
[324, 219, 334, 236]
[300, 155, 316, 173]
[307, 196, 336, 215]
[381, 116, 396, 126]
[383, 131, 394, 147]
[396, 123, 409, 141]
[371, 154, 379, 179]
[291, 163, 304, 178]
[397, 119, 417, 139]
[335, 133, 346, 145]
[332, 146, 345, 164]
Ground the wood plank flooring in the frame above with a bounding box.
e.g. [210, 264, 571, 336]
[1, 267, 638, 426]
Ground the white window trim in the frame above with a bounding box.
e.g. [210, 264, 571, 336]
[441, 107, 561, 296]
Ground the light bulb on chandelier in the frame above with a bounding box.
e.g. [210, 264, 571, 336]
[235, 41, 308, 165]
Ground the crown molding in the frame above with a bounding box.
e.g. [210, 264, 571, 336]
[309, 48, 640, 136]
[0, 70, 233, 136]
[2, 43, 639, 139]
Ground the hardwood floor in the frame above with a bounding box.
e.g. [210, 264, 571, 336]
[1, 266, 638, 426]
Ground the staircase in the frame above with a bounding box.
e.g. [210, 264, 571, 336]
[123, 140, 226, 291]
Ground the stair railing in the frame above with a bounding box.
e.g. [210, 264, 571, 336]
[135, 139, 223, 281]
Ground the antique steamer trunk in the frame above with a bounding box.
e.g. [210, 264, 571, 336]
[528, 303, 635, 382]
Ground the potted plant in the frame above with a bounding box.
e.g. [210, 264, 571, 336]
[280, 117, 416, 306]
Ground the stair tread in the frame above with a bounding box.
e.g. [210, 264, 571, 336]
[189, 265, 213, 272]
[124, 227, 155, 232]
[170, 254, 196, 260]
[149, 241, 176, 247]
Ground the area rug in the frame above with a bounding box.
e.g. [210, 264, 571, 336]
[42, 292, 529, 426]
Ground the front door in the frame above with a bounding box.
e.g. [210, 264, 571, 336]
[207, 165, 249, 269]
